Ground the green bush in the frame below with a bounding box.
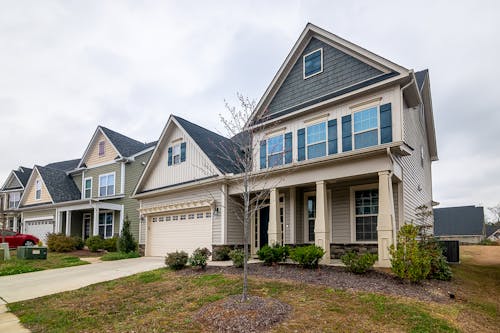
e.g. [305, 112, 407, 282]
[72, 237, 84, 250]
[341, 251, 377, 274]
[189, 247, 211, 269]
[101, 251, 140, 261]
[85, 235, 104, 252]
[212, 246, 232, 261]
[389, 224, 431, 283]
[479, 239, 498, 246]
[420, 239, 452, 281]
[102, 237, 119, 252]
[47, 233, 78, 252]
[290, 245, 325, 268]
[229, 249, 244, 268]
[118, 216, 138, 253]
[257, 244, 289, 265]
[165, 251, 188, 270]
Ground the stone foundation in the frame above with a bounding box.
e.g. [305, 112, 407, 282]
[138, 244, 145, 256]
[330, 243, 378, 259]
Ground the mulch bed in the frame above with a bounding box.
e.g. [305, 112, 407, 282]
[195, 295, 291, 333]
[179, 263, 451, 303]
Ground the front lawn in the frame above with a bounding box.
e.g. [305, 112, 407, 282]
[101, 251, 140, 261]
[0, 251, 89, 276]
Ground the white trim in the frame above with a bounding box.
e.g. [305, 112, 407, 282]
[119, 206, 124, 236]
[82, 213, 92, 239]
[97, 210, 114, 239]
[83, 177, 92, 199]
[98, 172, 116, 197]
[303, 191, 316, 244]
[0, 171, 25, 191]
[120, 162, 125, 194]
[82, 160, 116, 170]
[24, 215, 54, 222]
[305, 121, 327, 159]
[129, 145, 155, 159]
[35, 179, 42, 200]
[289, 187, 296, 244]
[349, 183, 378, 243]
[303, 48, 323, 79]
[221, 184, 227, 244]
[352, 105, 380, 150]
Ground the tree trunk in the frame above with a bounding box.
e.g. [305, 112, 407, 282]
[242, 175, 249, 302]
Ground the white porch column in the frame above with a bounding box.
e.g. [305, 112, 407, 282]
[13, 216, 18, 232]
[315, 180, 330, 264]
[65, 211, 72, 236]
[289, 187, 296, 244]
[93, 206, 99, 237]
[119, 206, 124, 236]
[268, 188, 281, 245]
[377, 171, 395, 267]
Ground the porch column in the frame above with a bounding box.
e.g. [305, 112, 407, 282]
[377, 171, 395, 267]
[13, 216, 18, 232]
[119, 206, 124, 236]
[315, 180, 330, 264]
[268, 188, 281, 245]
[289, 187, 296, 244]
[65, 211, 72, 236]
[93, 206, 99, 237]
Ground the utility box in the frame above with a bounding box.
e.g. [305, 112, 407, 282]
[17, 246, 48, 260]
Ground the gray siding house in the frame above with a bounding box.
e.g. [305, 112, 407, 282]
[434, 206, 485, 244]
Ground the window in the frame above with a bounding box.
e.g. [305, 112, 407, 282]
[205, 212, 211, 218]
[354, 189, 378, 241]
[303, 48, 323, 79]
[306, 195, 316, 242]
[197, 213, 204, 219]
[267, 134, 284, 167]
[98, 212, 113, 239]
[188, 214, 195, 219]
[172, 215, 179, 221]
[158, 217, 164, 222]
[99, 173, 115, 197]
[35, 179, 42, 200]
[84, 178, 92, 199]
[180, 215, 186, 220]
[353, 107, 378, 149]
[152, 217, 158, 223]
[9, 192, 20, 208]
[306, 122, 327, 159]
[172, 144, 181, 165]
[165, 216, 171, 221]
[98, 141, 105, 156]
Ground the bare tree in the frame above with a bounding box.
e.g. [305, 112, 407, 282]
[488, 203, 500, 223]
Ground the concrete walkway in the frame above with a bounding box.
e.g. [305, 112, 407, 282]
[0, 299, 30, 333]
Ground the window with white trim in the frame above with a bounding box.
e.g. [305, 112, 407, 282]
[172, 144, 181, 165]
[172, 215, 179, 221]
[303, 48, 323, 79]
[353, 107, 378, 149]
[267, 134, 284, 167]
[9, 192, 20, 208]
[98, 141, 105, 156]
[99, 173, 115, 197]
[98, 212, 113, 239]
[197, 212, 204, 219]
[306, 122, 327, 159]
[354, 189, 378, 241]
[35, 179, 42, 200]
[84, 178, 92, 199]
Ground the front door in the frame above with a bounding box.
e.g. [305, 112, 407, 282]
[82, 213, 91, 240]
[306, 194, 316, 242]
[259, 206, 269, 249]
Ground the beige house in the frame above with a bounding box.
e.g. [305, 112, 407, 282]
[0, 167, 32, 232]
[133, 24, 437, 267]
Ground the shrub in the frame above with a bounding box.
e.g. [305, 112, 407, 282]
[72, 237, 84, 250]
[165, 251, 188, 270]
[101, 251, 140, 261]
[85, 235, 104, 252]
[189, 247, 211, 269]
[479, 239, 498, 246]
[47, 233, 77, 252]
[341, 251, 377, 274]
[389, 224, 431, 283]
[229, 249, 244, 268]
[290, 245, 325, 268]
[37, 240, 44, 247]
[118, 216, 138, 253]
[212, 246, 232, 261]
[257, 244, 289, 265]
[421, 238, 452, 281]
[102, 237, 118, 252]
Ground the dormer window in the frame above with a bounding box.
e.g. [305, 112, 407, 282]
[98, 141, 105, 156]
[303, 48, 323, 79]
[168, 142, 186, 166]
[173, 144, 181, 165]
[35, 179, 42, 200]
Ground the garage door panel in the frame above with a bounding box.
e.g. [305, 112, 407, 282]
[25, 220, 54, 244]
[148, 214, 212, 257]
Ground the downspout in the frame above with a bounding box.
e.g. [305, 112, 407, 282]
[386, 148, 398, 246]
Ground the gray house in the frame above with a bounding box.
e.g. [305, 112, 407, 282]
[433, 206, 485, 243]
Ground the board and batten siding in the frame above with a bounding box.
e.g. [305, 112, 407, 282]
[22, 170, 53, 206]
[5, 174, 22, 189]
[72, 174, 82, 192]
[140, 184, 223, 245]
[141, 124, 219, 192]
[83, 131, 119, 167]
[84, 163, 122, 198]
[396, 102, 433, 226]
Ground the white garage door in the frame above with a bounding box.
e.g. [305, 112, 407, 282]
[24, 219, 54, 244]
[147, 211, 212, 257]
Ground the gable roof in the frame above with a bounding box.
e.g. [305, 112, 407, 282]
[45, 159, 80, 172]
[485, 224, 500, 238]
[173, 116, 243, 174]
[34, 165, 81, 204]
[13, 167, 32, 187]
[433, 206, 485, 236]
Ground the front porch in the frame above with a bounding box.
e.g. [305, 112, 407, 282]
[245, 171, 399, 267]
[55, 202, 124, 240]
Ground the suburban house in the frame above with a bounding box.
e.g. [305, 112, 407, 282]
[485, 224, 500, 242]
[16, 126, 155, 244]
[434, 206, 485, 244]
[0, 166, 32, 232]
[132, 23, 438, 267]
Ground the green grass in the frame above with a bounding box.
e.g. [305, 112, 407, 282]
[0, 251, 89, 276]
[100, 251, 140, 261]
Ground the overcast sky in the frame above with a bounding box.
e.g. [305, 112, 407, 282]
[0, 1, 499, 218]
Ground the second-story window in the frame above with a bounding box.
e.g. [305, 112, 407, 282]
[267, 134, 284, 167]
[35, 179, 42, 200]
[172, 144, 181, 165]
[98, 141, 105, 156]
[303, 48, 323, 79]
[9, 192, 20, 208]
[306, 122, 327, 159]
[84, 178, 92, 199]
[353, 107, 378, 149]
[99, 173, 115, 197]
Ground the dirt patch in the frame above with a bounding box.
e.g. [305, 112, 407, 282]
[66, 249, 103, 257]
[195, 295, 291, 333]
[460, 245, 500, 265]
[179, 263, 450, 303]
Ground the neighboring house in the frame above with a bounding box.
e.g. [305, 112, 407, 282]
[433, 206, 485, 244]
[0, 166, 32, 232]
[485, 224, 500, 241]
[17, 126, 155, 244]
[133, 23, 438, 267]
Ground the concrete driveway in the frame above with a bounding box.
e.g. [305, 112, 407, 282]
[0, 256, 165, 303]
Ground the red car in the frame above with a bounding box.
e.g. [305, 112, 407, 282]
[0, 230, 40, 248]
